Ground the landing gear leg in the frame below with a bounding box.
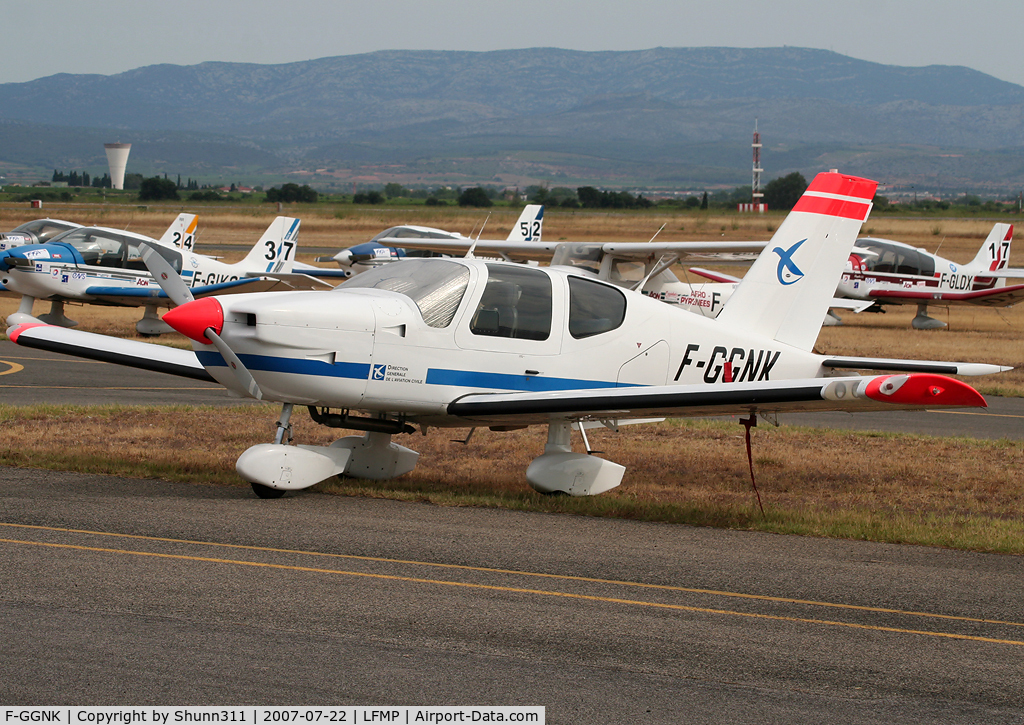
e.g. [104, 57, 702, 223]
[250, 403, 294, 499]
[136, 306, 174, 336]
[6, 295, 40, 326]
[912, 303, 946, 330]
[38, 300, 78, 328]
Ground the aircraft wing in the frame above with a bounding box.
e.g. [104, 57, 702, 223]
[376, 238, 768, 262]
[868, 283, 1024, 307]
[598, 241, 767, 258]
[446, 374, 986, 427]
[374, 237, 562, 260]
[686, 267, 741, 283]
[7, 323, 214, 382]
[84, 276, 325, 306]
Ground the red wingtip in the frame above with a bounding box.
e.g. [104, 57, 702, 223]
[162, 297, 224, 344]
[864, 374, 987, 408]
[7, 322, 51, 344]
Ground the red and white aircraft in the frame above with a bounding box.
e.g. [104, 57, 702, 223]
[835, 223, 1024, 328]
[8, 173, 1008, 498]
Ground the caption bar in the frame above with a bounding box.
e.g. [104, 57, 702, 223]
[2, 708, 544, 725]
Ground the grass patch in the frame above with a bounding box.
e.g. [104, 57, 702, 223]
[2, 404, 1022, 554]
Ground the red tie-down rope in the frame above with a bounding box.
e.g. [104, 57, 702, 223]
[740, 413, 765, 516]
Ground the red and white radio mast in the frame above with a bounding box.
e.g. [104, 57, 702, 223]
[751, 120, 763, 207]
[738, 121, 767, 212]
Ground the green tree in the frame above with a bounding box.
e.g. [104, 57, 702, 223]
[384, 183, 406, 199]
[762, 172, 807, 211]
[138, 176, 180, 201]
[265, 183, 318, 203]
[458, 187, 492, 207]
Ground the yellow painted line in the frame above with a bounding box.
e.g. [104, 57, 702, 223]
[0, 385, 213, 390]
[3, 535, 1023, 648]
[0, 360, 25, 376]
[927, 410, 1024, 419]
[0, 354, 107, 363]
[2, 522, 1020, 630]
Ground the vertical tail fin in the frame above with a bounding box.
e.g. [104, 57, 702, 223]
[716, 172, 877, 351]
[506, 205, 544, 242]
[239, 216, 301, 274]
[158, 213, 198, 251]
[967, 223, 1013, 273]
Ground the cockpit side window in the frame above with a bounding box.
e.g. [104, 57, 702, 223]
[341, 258, 470, 328]
[470, 264, 552, 340]
[568, 276, 626, 339]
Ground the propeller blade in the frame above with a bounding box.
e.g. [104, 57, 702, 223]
[138, 241, 195, 306]
[160, 296, 264, 400]
[205, 328, 264, 400]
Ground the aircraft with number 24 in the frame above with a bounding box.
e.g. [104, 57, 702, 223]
[0, 215, 345, 335]
[7, 172, 1009, 499]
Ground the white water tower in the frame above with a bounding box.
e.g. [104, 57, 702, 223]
[104, 143, 132, 190]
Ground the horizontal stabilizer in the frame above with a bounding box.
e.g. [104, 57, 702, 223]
[821, 356, 1011, 376]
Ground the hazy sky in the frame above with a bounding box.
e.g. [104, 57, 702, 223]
[3, 0, 1022, 87]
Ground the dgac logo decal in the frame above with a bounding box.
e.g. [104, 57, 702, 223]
[773, 239, 806, 285]
[372, 364, 386, 381]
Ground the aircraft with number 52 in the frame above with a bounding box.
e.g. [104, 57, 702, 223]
[7, 172, 1008, 498]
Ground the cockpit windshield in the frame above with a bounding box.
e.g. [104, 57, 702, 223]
[10, 219, 79, 242]
[368, 226, 463, 243]
[340, 258, 470, 328]
[51, 228, 182, 272]
[855, 239, 935, 277]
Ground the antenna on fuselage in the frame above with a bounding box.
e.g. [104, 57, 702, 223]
[465, 214, 490, 260]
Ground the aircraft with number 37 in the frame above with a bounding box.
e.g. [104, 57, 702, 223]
[7, 172, 1009, 499]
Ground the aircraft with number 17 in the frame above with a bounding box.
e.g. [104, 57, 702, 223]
[8, 172, 1008, 499]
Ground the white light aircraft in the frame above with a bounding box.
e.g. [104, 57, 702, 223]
[1, 215, 311, 335]
[833, 223, 1024, 328]
[8, 173, 1008, 500]
[0, 218, 82, 250]
[325, 204, 546, 274]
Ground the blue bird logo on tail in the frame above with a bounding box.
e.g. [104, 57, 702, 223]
[773, 239, 807, 285]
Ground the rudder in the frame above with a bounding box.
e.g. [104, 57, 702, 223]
[716, 172, 876, 351]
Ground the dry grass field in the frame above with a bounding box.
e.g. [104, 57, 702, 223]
[2, 204, 1023, 551]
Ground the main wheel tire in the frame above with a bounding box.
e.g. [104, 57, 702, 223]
[251, 482, 286, 499]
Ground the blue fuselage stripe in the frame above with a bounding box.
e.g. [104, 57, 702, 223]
[194, 353, 629, 392]
[425, 368, 621, 392]
[195, 351, 370, 380]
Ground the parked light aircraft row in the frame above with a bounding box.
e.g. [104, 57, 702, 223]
[7, 172, 1009, 500]
[692, 223, 1021, 328]
[0, 215, 350, 334]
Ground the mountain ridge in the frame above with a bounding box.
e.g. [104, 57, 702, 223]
[1, 47, 1022, 191]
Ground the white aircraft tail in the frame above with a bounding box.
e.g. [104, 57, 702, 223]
[716, 172, 877, 351]
[239, 216, 301, 274]
[506, 205, 544, 242]
[159, 213, 198, 251]
[966, 223, 1013, 279]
